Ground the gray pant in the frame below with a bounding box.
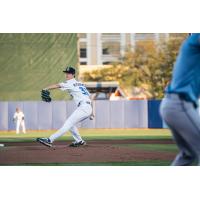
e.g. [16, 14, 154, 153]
[160, 94, 200, 166]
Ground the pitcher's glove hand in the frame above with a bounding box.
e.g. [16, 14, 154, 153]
[41, 89, 51, 102]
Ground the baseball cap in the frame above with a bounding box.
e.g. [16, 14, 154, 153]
[63, 66, 76, 74]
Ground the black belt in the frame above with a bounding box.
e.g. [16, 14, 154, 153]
[78, 101, 91, 107]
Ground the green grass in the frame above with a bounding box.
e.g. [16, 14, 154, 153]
[0, 129, 172, 142]
[0, 160, 172, 166]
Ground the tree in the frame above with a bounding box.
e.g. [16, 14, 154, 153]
[83, 34, 188, 99]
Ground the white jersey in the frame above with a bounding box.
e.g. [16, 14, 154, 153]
[13, 111, 25, 121]
[59, 78, 91, 106]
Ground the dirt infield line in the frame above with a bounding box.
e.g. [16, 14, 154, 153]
[0, 139, 175, 165]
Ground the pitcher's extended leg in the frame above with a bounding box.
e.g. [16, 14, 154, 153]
[49, 107, 89, 143]
[70, 126, 83, 142]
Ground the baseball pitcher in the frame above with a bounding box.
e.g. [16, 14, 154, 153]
[37, 66, 94, 147]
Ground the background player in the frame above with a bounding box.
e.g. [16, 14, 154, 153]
[13, 107, 26, 134]
[160, 33, 200, 165]
[37, 66, 94, 147]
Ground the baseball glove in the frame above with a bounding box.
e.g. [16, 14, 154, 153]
[41, 89, 51, 102]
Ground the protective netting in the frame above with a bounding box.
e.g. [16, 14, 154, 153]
[0, 33, 78, 100]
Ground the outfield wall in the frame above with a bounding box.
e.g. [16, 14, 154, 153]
[0, 100, 150, 130]
[148, 100, 163, 128]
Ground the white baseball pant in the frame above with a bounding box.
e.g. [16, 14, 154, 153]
[16, 120, 26, 134]
[49, 102, 92, 143]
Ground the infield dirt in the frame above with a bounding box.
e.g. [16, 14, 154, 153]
[0, 139, 175, 165]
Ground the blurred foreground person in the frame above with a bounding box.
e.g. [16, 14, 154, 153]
[160, 34, 200, 166]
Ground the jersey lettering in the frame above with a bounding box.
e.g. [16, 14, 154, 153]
[79, 86, 89, 96]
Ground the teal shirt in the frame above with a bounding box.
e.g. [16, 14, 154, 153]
[166, 33, 200, 106]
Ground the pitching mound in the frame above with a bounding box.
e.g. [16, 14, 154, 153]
[0, 139, 176, 165]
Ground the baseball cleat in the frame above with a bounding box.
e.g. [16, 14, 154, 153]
[69, 140, 86, 147]
[36, 138, 52, 147]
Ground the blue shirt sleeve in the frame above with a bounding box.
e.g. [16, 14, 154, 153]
[188, 33, 200, 47]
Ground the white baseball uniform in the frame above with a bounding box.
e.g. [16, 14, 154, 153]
[13, 111, 26, 134]
[49, 78, 92, 143]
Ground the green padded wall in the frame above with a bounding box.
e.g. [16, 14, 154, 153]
[0, 33, 78, 100]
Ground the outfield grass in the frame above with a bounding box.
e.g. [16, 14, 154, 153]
[0, 129, 172, 142]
